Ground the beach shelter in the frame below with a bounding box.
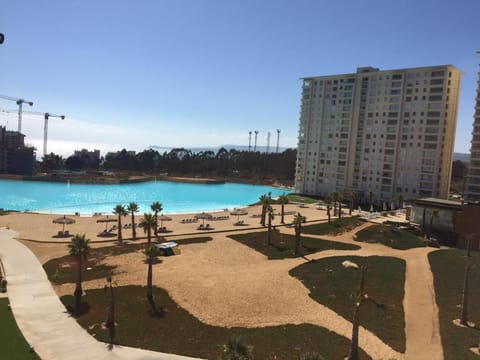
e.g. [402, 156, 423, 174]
[158, 214, 172, 228]
[230, 208, 248, 222]
[194, 212, 213, 225]
[52, 215, 75, 232]
[96, 216, 116, 231]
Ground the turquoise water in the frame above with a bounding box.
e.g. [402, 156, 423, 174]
[0, 179, 286, 215]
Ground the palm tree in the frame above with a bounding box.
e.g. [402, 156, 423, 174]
[278, 193, 289, 224]
[397, 193, 404, 209]
[221, 337, 253, 360]
[127, 202, 139, 240]
[460, 237, 472, 326]
[68, 234, 91, 314]
[331, 192, 339, 217]
[259, 194, 270, 226]
[293, 212, 306, 255]
[349, 191, 357, 216]
[139, 213, 156, 245]
[348, 266, 367, 360]
[266, 205, 275, 245]
[368, 191, 375, 212]
[105, 275, 115, 348]
[337, 193, 344, 219]
[113, 204, 127, 243]
[144, 244, 160, 314]
[325, 195, 332, 224]
[150, 201, 163, 237]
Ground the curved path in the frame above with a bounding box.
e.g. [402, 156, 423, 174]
[0, 228, 201, 360]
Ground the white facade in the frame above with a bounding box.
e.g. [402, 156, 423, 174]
[295, 65, 462, 204]
[465, 53, 480, 202]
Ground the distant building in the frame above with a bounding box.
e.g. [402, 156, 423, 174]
[0, 126, 35, 175]
[465, 52, 480, 203]
[74, 148, 101, 163]
[295, 65, 462, 204]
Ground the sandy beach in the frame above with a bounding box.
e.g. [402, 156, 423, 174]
[0, 204, 440, 360]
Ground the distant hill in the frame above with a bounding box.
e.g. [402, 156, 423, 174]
[453, 152, 470, 162]
[147, 144, 294, 154]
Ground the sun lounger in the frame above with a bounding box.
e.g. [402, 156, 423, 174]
[197, 224, 204, 230]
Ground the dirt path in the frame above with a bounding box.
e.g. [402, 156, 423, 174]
[16, 214, 443, 360]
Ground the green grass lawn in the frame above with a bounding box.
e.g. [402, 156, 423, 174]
[302, 216, 365, 236]
[44, 236, 213, 284]
[286, 194, 319, 204]
[228, 230, 359, 260]
[429, 249, 480, 360]
[290, 256, 406, 353]
[61, 285, 370, 360]
[0, 298, 40, 359]
[354, 224, 425, 250]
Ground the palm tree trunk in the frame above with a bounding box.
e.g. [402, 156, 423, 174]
[339, 202, 342, 219]
[281, 203, 285, 224]
[131, 213, 136, 240]
[295, 225, 300, 255]
[349, 201, 353, 216]
[327, 206, 331, 224]
[147, 257, 156, 314]
[260, 205, 266, 226]
[460, 260, 470, 326]
[147, 227, 151, 245]
[106, 282, 115, 346]
[348, 267, 365, 360]
[154, 212, 158, 237]
[267, 215, 272, 245]
[74, 255, 83, 314]
[118, 215, 122, 243]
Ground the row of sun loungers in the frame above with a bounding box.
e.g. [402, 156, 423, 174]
[197, 224, 212, 230]
[211, 216, 229, 221]
[181, 218, 198, 224]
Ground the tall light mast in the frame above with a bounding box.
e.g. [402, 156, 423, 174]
[248, 131, 252, 151]
[266, 131, 271, 154]
[254, 130, 259, 152]
[276, 129, 281, 153]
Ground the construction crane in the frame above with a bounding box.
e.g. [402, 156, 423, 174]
[0, 94, 34, 133]
[21, 111, 65, 157]
[254, 130, 259, 152]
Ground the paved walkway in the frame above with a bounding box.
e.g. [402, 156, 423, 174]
[0, 228, 201, 360]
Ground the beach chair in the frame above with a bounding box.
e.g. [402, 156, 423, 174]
[197, 224, 204, 230]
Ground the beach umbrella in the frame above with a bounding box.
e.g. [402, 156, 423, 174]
[96, 216, 117, 231]
[158, 214, 172, 228]
[194, 212, 213, 225]
[52, 215, 75, 232]
[230, 208, 248, 222]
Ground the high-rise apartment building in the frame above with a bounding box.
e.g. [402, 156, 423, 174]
[295, 65, 461, 204]
[465, 53, 480, 203]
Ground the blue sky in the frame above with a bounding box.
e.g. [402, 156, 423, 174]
[0, 0, 479, 156]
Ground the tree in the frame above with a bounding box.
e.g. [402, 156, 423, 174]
[41, 152, 64, 172]
[221, 337, 253, 360]
[144, 244, 161, 314]
[266, 205, 275, 245]
[325, 195, 332, 224]
[104, 275, 115, 348]
[127, 202, 139, 240]
[278, 193, 289, 224]
[368, 191, 375, 212]
[293, 213, 306, 256]
[349, 191, 357, 216]
[259, 194, 270, 226]
[337, 193, 344, 219]
[348, 266, 367, 360]
[460, 237, 472, 327]
[331, 192, 339, 217]
[150, 201, 163, 237]
[113, 204, 127, 243]
[139, 213, 156, 245]
[397, 193, 404, 209]
[68, 234, 91, 314]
